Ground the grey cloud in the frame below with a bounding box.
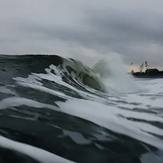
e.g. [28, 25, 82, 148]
[0, 0, 163, 67]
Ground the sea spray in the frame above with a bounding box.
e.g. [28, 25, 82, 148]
[92, 53, 138, 93]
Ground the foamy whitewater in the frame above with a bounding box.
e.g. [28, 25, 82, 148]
[0, 54, 163, 163]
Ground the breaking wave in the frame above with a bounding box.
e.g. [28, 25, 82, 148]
[0, 54, 163, 163]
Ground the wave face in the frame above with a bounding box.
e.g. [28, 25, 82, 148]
[0, 54, 163, 163]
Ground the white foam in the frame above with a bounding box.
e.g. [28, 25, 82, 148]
[63, 130, 91, 145]
[0, 86, 17, 95]
[0, 97, 59, 111]
[17, 81, 69, 99]
[56, 98, 163, 150]
[15, 74, 43, 86]
[8, 57, 163, 152]
[122, 79, 163, 109]
[14, 65, 107, 103]
[0, 135, 75, 163]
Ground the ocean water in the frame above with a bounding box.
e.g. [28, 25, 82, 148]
[0, 54, 163, 163]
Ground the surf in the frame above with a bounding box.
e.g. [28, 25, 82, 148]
[0, 54, 163, 163]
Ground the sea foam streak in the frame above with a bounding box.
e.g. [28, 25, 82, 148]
[0, 135, 74, 163]
[0, 54, 163, 162]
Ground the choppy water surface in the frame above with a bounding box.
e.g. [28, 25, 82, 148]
[0, 55, 163, 163]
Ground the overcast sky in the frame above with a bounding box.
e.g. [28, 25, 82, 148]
[0, 0, 163, 66]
